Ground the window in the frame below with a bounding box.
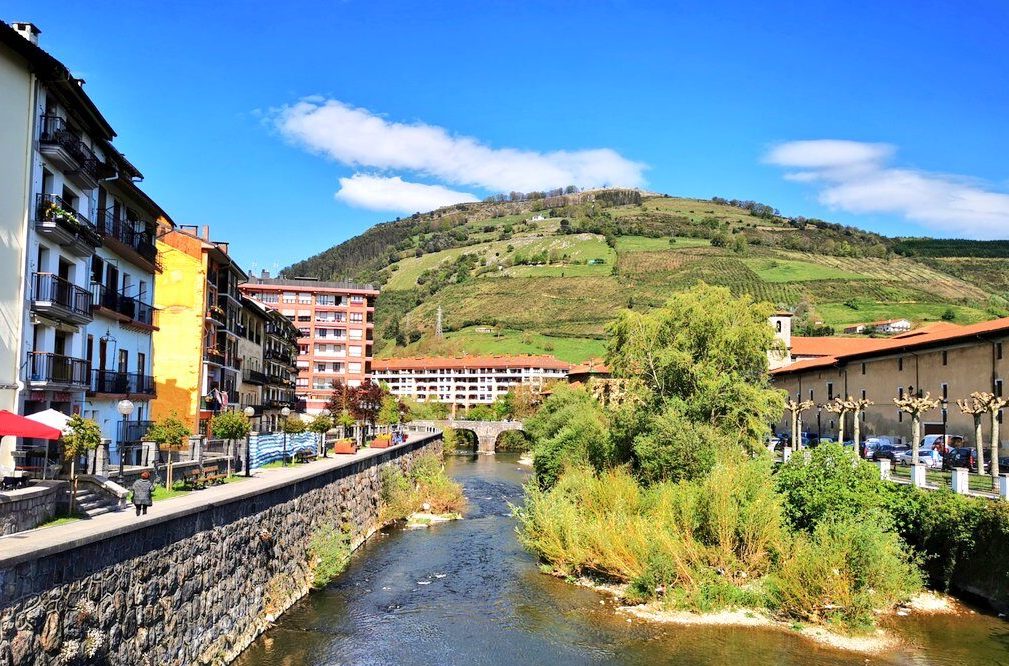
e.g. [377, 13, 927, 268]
[349, 329, 363, 340]
[999, 343, 1004, 360]
[298, 292, 312, 304]
[316, 294, 336, 305]
[808, 389, 813, 402]
[997, 379, 1004, 397]
[898, 357, 903, 372]
[350, 295, 364, 304]
[349, 312, 363, 323]
[861, 389, 866, 400]
[118, 349, 128, 373]
[348, 362, 362, 374]
[861, 362, 866, 375]
[775, 320, 782, 333]
[826, 382, 833, 400]
[297, 315, 311, 322]
[316, 363, 327, 373]
[942, 383, 948, 399]
[137, 352, 146, 374]
[261, 293, 279, 304]
[349, 346, 362, 357]
[282, 292, 296, 303]
[942, 350, 948, 366]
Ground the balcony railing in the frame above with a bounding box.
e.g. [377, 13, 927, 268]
[32, 272, 93, 321]
[118, 420, 155, 444]
[96, 210, 157, 263]
[90, 370, 156, 395]
[243, 368, 268, 385]
[26, 352, 90, 388]
[35, 193, 101, 247]
[38, 115, 100, 183]
[265, 349, 293, 364]
[90, 283, 154, 326]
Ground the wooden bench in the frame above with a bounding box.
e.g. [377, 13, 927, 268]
[294, 450, 319, 463]
[181, 465, 227, 489]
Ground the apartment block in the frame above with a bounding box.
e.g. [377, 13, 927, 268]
[0, 22, 172, 470]
[239, 273, 378, 414]
[771, 320, 1009, 448]
[371, 355, 570, 407]
[236, 296, 300, 432]
[152, 225, 249, 434]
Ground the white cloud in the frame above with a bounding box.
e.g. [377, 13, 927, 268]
[766, 140, 1009, 238]
[274, 98, 646, 194]
[334, 174, 478, 212]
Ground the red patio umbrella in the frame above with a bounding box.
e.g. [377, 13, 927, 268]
[0, 410, 62, 439]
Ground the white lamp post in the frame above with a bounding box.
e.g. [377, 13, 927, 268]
[243, 406, 255, 476]
[116, 399, 135, 479]
[280, 406, 291, 466]
[320, 407, 331, 457]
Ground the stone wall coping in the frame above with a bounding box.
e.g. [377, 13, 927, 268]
[0, 433, 439, 569]
[0, 481, 65, 506]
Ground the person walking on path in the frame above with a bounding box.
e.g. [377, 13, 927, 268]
[131, 471, 153, 517]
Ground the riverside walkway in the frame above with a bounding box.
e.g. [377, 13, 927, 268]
[0, 433, 436, 567]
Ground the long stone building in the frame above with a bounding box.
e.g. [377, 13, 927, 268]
[770, 320, 1009, 448]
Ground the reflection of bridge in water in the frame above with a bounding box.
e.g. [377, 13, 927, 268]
[409, 420, 524, 453]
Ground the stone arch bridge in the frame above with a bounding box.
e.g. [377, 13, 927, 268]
[410, 420, 524, 453]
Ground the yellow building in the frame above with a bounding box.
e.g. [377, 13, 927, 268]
[152, 225, 246, 433]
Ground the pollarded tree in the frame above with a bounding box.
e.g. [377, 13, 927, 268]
[848, 397, 874, 458]
[893, 392, 940, 464]
[822, 397, 849, 444]
[972, 391, 1009, 486]
[784, 399, 815, 453]
[957, 396, 986, 475]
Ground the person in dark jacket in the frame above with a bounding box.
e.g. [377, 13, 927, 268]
[131, 471, 153, 516]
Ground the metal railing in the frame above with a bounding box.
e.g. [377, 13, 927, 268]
[34, 193, 101, 245]
[118, 420, 155, 444]
[243, 368, 268, 384]
[96, 210, 157, 263]
[38, 115, 100, 181]
[91, 370, 156, 395]
[27, 352, 90, 387]
[90, 283, 154, 325]
[32, 272, 92, 317]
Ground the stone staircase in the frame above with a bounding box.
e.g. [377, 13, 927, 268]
[73, 485, 122, 518]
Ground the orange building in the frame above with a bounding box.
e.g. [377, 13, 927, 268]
[239, 272, 378, 414]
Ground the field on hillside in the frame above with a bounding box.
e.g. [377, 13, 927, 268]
[284, 190, 1009, 364]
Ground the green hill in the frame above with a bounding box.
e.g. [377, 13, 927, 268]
[283, 189, 1009, 363]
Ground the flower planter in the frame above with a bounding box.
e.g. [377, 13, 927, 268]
[370, 436, 392, 449]
[332, 439, 357, 455]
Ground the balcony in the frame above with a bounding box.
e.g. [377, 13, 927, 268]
[205, 304, 226, 326]
[26, 352, 90, 390]
[31, 273, 93, 325]
[38, 115, 102, 189]
[118, 419, 155, 444]
[34, 193, 101, 257]
[96, 211, 157, 267]
[265, 349, 293, 364]
[204, 347, 225, 365]
[89, 370, 156, 397]
[91, 283, 154, 328]
[243, 368, 268, 385]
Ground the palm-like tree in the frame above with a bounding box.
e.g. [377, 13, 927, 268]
[784, 398, 815, 453]
[957, 396, 987, 475]
[894, 392, 940, 465]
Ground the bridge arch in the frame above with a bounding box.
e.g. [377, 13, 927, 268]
[411, 419, 525, 453]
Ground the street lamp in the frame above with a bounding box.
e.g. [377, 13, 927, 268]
[320, 408, 331, 458]
[280, 406, 291, 466]
[116, 399, 134, 479]
[243, 406, 255, 477]
[816, 407, 822, 443]
[941, 398, 949, 448]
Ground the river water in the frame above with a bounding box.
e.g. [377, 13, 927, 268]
[236, 454, 1009, 666]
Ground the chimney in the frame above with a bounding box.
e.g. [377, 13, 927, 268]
[201, 225, 209, 240]
[261, 269, 270, 280]
[11, 22, 40, 45]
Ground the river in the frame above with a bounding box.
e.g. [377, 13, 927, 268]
[236, 453, 1009, 665]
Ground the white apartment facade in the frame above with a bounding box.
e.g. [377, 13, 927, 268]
[0, 22, 171, 468]
[371, 355, 571, 407]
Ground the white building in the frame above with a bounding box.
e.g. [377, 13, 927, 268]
[371, 355, 570, 408]
[0, 22, 172, 469]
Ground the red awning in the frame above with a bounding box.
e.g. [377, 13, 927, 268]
[0, 410, 63, 440]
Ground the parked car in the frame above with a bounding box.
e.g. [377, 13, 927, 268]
[861, 436, 893, 459]
[799, 432, 820, 448]
[873, 444, 910, 463]
[897, 435, 967, 467]
[943, 447, 988, 472]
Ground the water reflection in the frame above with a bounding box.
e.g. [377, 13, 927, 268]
[236, 454, 1009, 666]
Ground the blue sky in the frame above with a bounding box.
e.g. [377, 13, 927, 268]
[7, 1, 1008, 270]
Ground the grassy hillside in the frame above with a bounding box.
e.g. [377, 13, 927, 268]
[283, 189, 1009, 363]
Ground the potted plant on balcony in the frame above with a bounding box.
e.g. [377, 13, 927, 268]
[41, 199, 81, 231]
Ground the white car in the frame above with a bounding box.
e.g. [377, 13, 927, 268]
[897, 435, 965, 467]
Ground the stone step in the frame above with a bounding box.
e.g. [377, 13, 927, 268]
[82, 506, 114, 518]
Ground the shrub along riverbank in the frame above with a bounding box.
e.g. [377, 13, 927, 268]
[379, 452, 467, 524]
[513, 284, 989, 637]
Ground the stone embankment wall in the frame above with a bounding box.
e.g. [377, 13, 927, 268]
[0, 483, 62, 536]
[0, 434, 442, 666]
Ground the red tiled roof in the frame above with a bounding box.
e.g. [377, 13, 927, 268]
[371, 355, 570, 371]
[790, 336, 890, 358]
[773, 317, 1009, 376]
[568, 358, 610, 375]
